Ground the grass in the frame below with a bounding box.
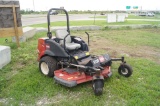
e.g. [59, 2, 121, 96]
[127, 14, 160, 19]
[30, 20, 160, 28]
[0, 28, 160, 105]
[90, 14, 160, 20]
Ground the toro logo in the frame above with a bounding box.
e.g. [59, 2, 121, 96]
[99, 56, 105, 62]
[46, 44, 50, 49]
[93, 59, 100, 64]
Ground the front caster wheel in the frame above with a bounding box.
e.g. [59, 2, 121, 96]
[118, 63, 133, 77]
[92, 80, 104, 96]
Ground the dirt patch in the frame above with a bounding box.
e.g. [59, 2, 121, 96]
[5, 62, 25, 80]
[0, 98, 7, 103]
[36, 92, 82, 106]
[36, 94, 65, 106]
[0, 98, 9, 105]
[16, 62, 26, 69]
[144, 28, 160, 34]
[80, 34, 160, 64]
[104, 90, 127, 106]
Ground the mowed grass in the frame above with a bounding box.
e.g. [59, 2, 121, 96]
[91, 14, 160, 20]
[0, 28, 160, 105]
[127, 14, 160, 19]
[30, 20, 160, 28]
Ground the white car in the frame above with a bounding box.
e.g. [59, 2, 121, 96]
[138, 12, 155, 17]
[147, 12, 155, 17]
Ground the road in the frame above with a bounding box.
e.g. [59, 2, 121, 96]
[22, 14, 160, 26]
[22, 14, 95, 26]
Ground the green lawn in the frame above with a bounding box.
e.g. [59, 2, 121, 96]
[30, 20, 160, 28]
[0, 28, 160, 105]
[90, 14, 160, 20]
[127, 14, 160, 19]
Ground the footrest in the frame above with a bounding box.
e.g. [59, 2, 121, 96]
[64, 68, 77, 74]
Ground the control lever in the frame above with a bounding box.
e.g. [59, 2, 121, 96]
[85, 32, 90, 46]
[98, 66, 104, 70]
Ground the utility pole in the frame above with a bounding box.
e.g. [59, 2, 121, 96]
[33, 0, 35, 11]
[93, 11, 96, 25]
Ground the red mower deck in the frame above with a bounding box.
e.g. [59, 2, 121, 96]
[54, 66, 112, 87]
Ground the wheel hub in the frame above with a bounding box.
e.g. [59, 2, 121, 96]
[41, 62, 49, 75]
[121, 68, 128, 75]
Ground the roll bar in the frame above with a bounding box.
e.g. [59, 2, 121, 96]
[47, 8, 70, 39]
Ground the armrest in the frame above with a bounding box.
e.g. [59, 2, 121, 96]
[54, 38, 64, 43]
[57, 38, 64, 40]
[74, 37, 82, 41]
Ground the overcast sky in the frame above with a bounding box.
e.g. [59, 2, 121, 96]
[19, 0, 160, 11]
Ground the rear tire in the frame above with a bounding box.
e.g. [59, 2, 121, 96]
[118, 63, 133, 77]
[39, 56, 57, 77]
[92, 80, 104, 96]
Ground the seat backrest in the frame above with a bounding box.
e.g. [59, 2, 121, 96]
[55, 30, 71, 44]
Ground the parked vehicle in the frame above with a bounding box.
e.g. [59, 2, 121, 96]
[137, 12, 155, 17]
[146, 12, 155, 16]
[100, 12, 105, 15]
[50, 10, 58, 15]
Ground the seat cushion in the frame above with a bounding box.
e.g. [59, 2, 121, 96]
[55, 30, 71, 43]
[66, 43, 81, 50]
[56, 30, 81, 50]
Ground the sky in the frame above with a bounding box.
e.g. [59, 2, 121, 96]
[18, 0, 160, 11]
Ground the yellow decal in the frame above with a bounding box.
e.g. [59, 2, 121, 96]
[74, 56, 78, 59]
[86, 52, 90, 56]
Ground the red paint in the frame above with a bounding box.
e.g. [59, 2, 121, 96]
[37, 38, 47, 61]
[37, 37, 57, 61]
[54, 66, 111, 84]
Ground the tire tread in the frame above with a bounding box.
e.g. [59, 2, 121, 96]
[39, 56, 57, 77]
